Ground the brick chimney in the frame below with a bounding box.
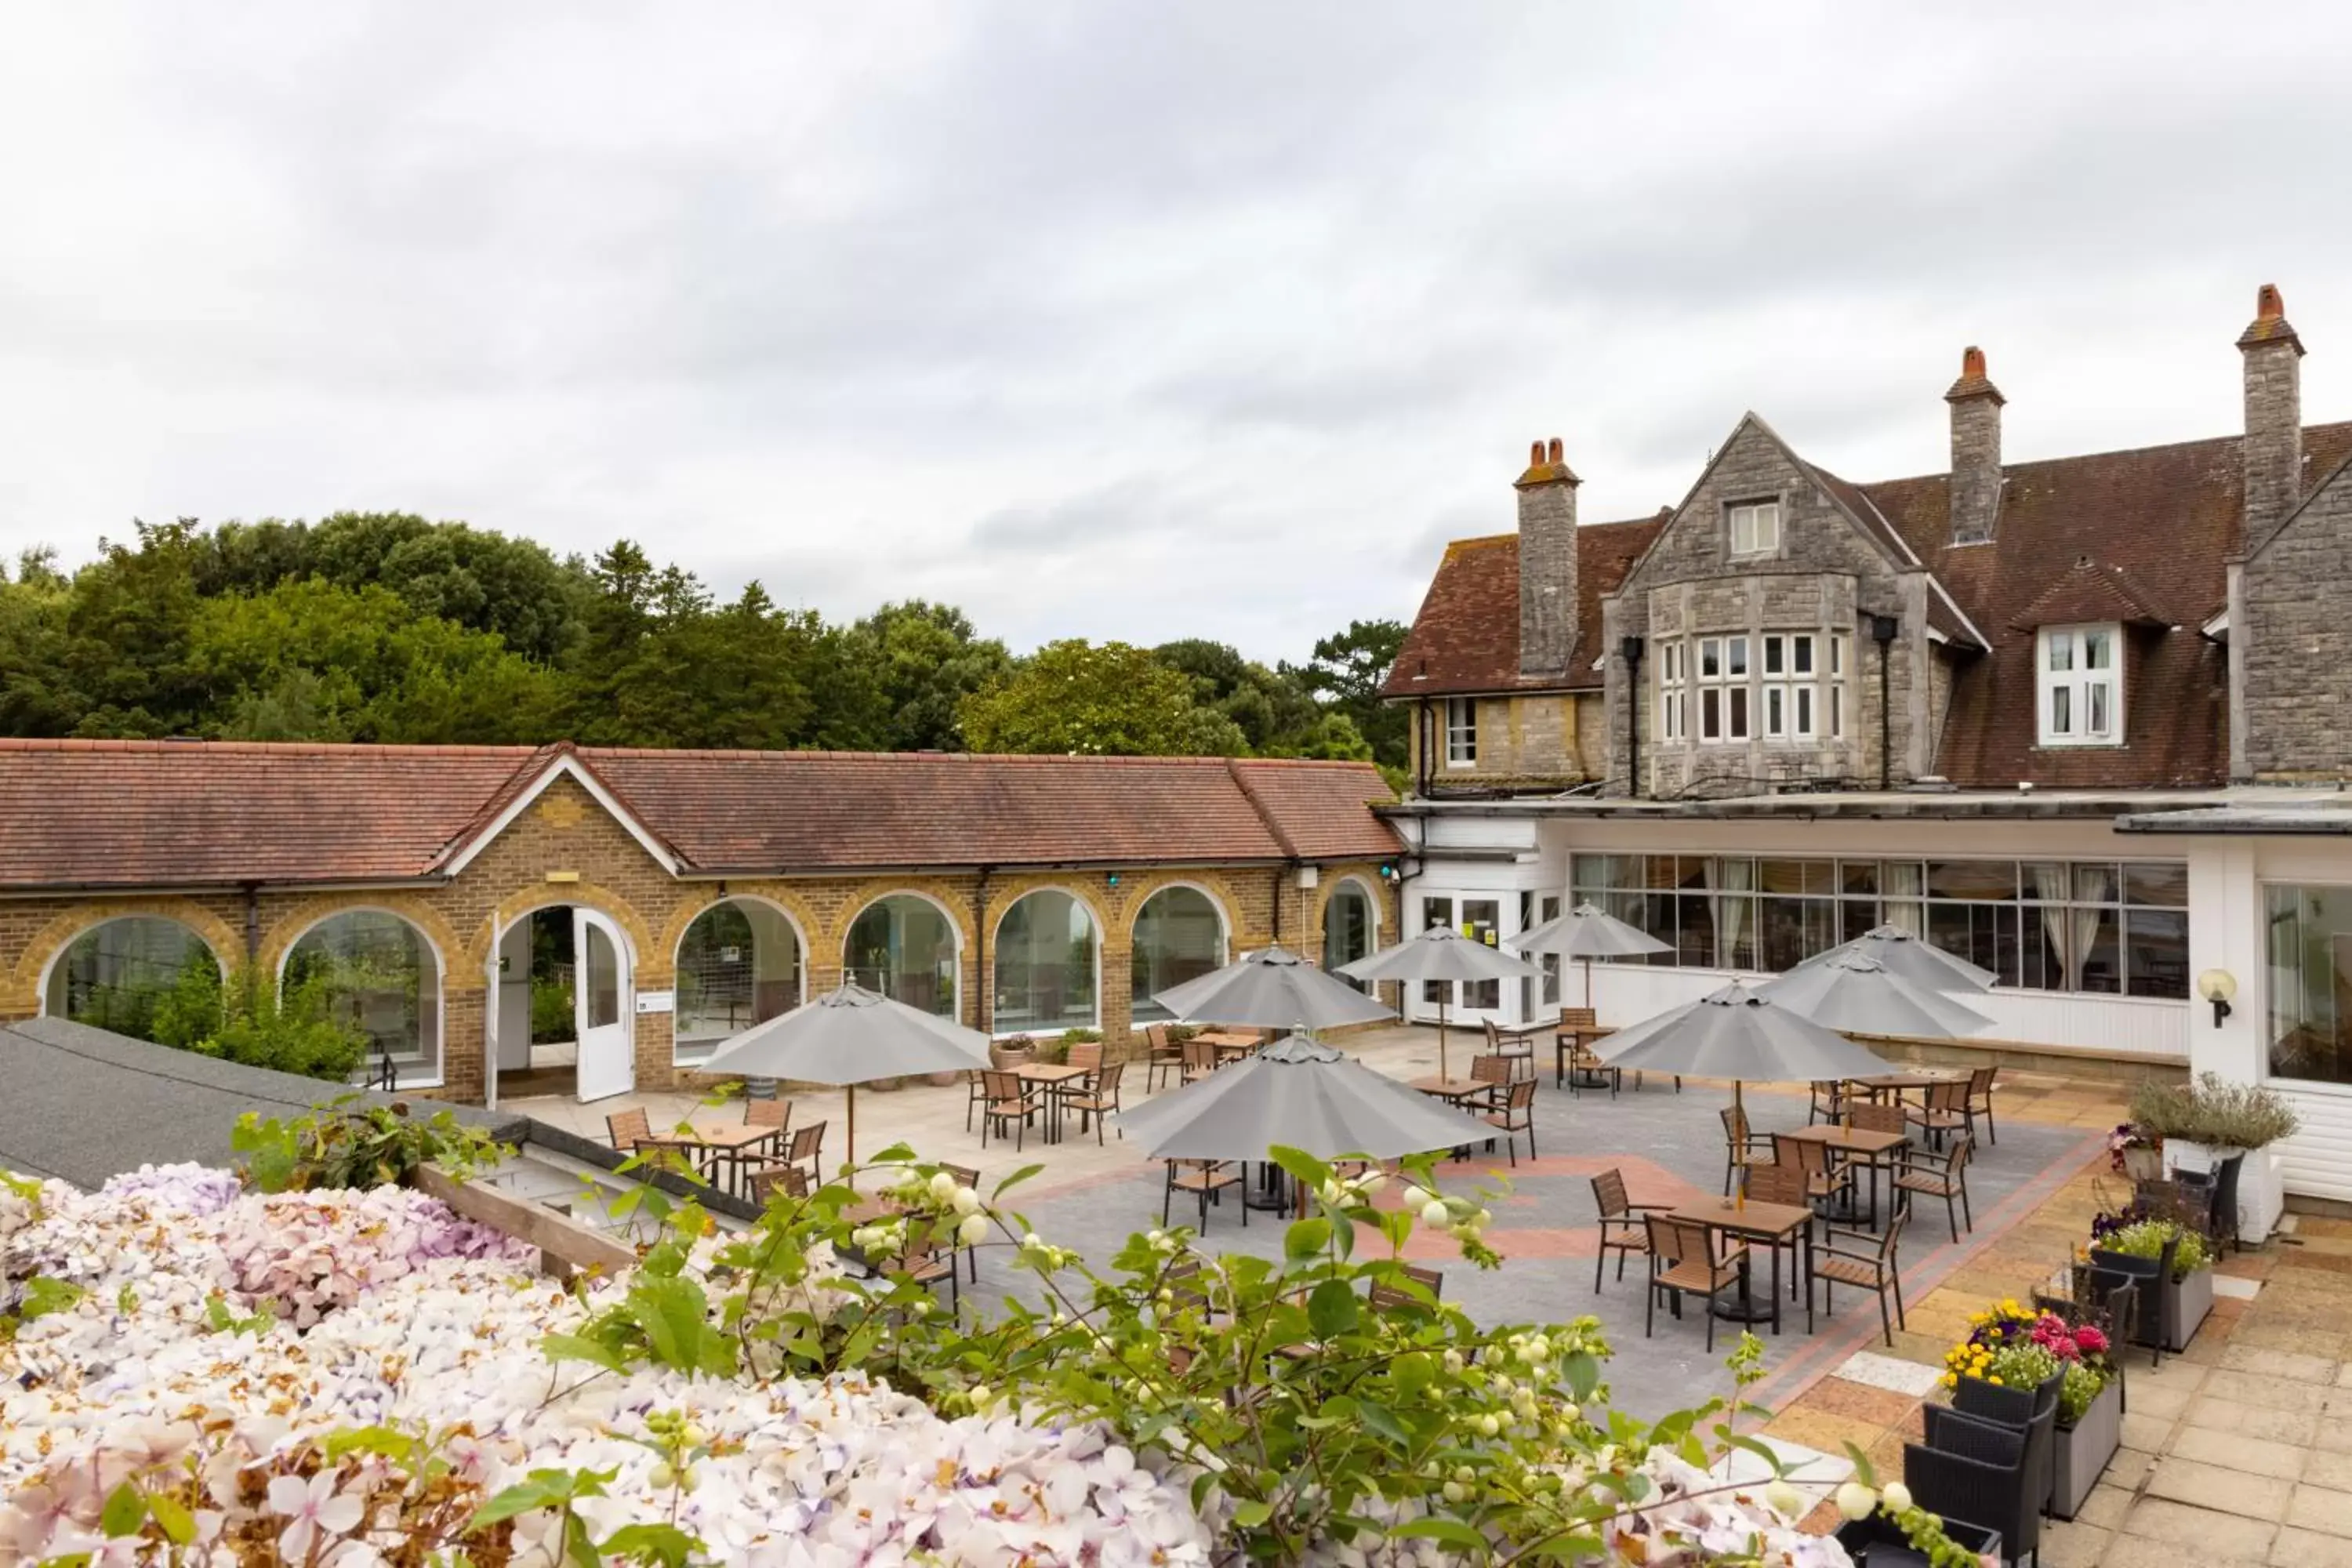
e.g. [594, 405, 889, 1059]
[1944, 346, 2005, 545]
[1515, 437, 1579, 677]
[2239, 283, 2305, 544]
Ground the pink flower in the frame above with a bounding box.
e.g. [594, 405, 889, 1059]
[2074, 1325, 2109, 1354]
[267, 1471, 365, 1562]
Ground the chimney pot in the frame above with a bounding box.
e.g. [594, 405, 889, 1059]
[1515, 434, 1579, 674]
[1962, 345, 1987, 379]
[2241, 281, 2306, 543]
[1547, 437, 1563, 465]
[2258, 283, 2285, 321]
[1529, 440, 1544, 466]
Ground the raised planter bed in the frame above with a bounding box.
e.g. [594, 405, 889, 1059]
[2052, 1377, 2122, 1519]
[1834, 1513, 2001, 1566]
[2092, 1247, 2212, 1352]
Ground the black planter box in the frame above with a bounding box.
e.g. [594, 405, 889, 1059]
[1834, 1513, 2002, 1566]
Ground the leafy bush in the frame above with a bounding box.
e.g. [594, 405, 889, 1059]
[1943, 1301, 2113, 1425]
[530, 976, 575, 1044]
[194, 974, 370, 1082]
[2129, 1072, 2300, 1150]
[67, 949, 226, 1049]
[1061, 1026, 1103, 1044]
[2091, 1215, 2212, 1279]
[232, 1094, 510, 1193]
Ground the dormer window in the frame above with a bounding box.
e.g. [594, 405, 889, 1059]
[2038, 625, 2121, 746]
[1729, 499, 1781, 556]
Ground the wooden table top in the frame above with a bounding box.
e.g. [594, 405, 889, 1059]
[1410, 1076, 1484, 1099]
[1667, 1198, 1815, 1240]
[1849, 1070, 1963, 1091]
[641, 1122, 784, 1152]
[1194, 1029, 1261, 1047]
[1014, 1063, 1091, 1083]
[1775, 1123, 1911, 1154]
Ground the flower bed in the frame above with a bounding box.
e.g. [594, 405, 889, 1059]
[2089, 1210, 2215, 1351]
[1940, 1301, 2117, 1519]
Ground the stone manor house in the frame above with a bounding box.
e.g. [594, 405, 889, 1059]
[1381, 285, 2352, 1211]
[0, 743, 1400, 1105]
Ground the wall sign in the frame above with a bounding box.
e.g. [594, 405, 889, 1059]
[636, 990, 675, 1014]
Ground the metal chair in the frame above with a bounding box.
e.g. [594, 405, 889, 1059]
[1965, 1065, 1999, 1146]
[1817, 1197, 1909, 1345]
[1068, 1040, 1104, 1075]
[1808, 1080, 1847, 1125]
[605, 1107, 652, 1155]
[1591, 1169, 1671, 1293]
[744, 1097, 791, 1131]
[1466, 1053, 1515, 1111]
[1742, 1163, 1813, 1308]
[1642, 1214, 1748, 1353]
[748, 1163, 808, 1203]
[1143, 1024, 1185, 1091]
[978, 1071, 1041, 1151]
[1061, 1062, 1124, 1145]
[1893, 1134, 1974, 1242]
[1479, 1017, 1541, 1080]
[1772, 1131, 1857, 1218]
[1907, 1079, 1972, 1150]
[782, 1120, 826, 1186]
[1720, 1105, 1775, 1196]
[964, 1069, 989, 1131]
[1481, 1080, 1537, 1166]
[1180, 1037, 1218, 1084]
[1163, 1160, 1245, 1230]
[1368, 1263, 1444, 1311]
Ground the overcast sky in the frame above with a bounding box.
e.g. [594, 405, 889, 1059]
[6, 5, 2352, 662]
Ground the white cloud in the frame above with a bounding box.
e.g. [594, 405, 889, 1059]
[5, 2, 2352, 659]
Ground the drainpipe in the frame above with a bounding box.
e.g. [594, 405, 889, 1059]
[1871, 614, 1900, 791]
[1417, 699, 1433, 797]
[1270, 866, 1283, 949]
[241, 882, 261, 1007]
[1617, 636, 1644, 799]
[971, 868, 993, 1033]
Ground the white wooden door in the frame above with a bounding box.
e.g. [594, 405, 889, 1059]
[573, 909, 634, 1102]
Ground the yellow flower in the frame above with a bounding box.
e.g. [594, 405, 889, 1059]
[1987, 1376, 2003, 1386]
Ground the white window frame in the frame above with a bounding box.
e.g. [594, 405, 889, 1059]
[2038, 624, 2122, 746]
[1828, 634, 1849, 739]
[1696, 637, 1750, 743]
[1444, 697, 1478, 767]
[1729, 499, 1781, 557]
[1658, 642, 1687, 742]
[1760, 633, 1818, 742]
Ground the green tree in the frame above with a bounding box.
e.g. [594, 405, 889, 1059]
[1151, 638, 1326, 754]
[849, 601, 1012, 751]
[1300, 618, 1409, 770]
[960, 640, 1248, 756]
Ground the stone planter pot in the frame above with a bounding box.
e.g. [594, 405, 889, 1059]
[2052, 1377, 2122, 1519]
[866, 1074, 906, 1093]
[2120, 1145, 2164, 1183]
[2167, 1263, 2214, 1350]
[989, 1044, 1034, 1072]
[2092, 1248, 2213, 1352]
[2169, 1139, 2283, 1244]
[926, 1070, 963, 1088]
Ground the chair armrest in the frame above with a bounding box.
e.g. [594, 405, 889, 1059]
[1816, 1242, 1882, 1265]
[1922, 1403, 2028, 1460]
[1628, 1200, 1678, 1212]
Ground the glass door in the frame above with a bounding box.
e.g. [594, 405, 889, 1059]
[573, 908, 634, 1102]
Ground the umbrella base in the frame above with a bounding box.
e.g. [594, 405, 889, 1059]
[1243, 1162, 1295, 1213]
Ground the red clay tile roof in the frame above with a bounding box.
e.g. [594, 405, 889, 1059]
[0, 740, 1398, 888]
[1380, 516, 1667, 699]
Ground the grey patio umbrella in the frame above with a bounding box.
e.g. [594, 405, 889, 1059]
[702, 981, 993, 1179]
[1756, 953, 1995, 1040]
[1595, 981, 1892, 1134]
[1116, 1029, 1494, 1164]
[1337, 927, 1541, 1080]
[1793, 924, 1996, 994]
[1149, 944, 1398, 1032]
[1508, 900, 1673, 1010]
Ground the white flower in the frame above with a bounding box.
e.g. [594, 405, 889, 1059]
[1419, 1200, 1450, 1229]
[928, 1171, 958, 1203]
[1835, 1481, 1878, 1521]
[1764, 1479, 1804, 1519]
[951, 1185, 982, 1216]
[1881, 1480, 1912, 1513]
[268, 1471, 365, 1561]
[957, 1214, 990, 1249]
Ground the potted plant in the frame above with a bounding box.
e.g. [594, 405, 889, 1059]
[2107, 1122, 2162, 1183]
[989, 1033, 1036, 1071]
[1033, 1034, 1070, 1066]
[2091, 1211, 2214, 1351]
[1943, 1302, 2118, 1519]
[2129, 1073, 2300, 1243]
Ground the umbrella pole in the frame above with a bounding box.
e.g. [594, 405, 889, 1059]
[1733, 1080, 1745, 1213]
[846, 1083, 857, 1191]
[1584, 956, 1594, 1011]
[1437, 995, 1450, 1080]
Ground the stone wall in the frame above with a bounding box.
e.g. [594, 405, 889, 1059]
[1406, 692, 1585, 790]
[1604, 418, 1933, 797]
[0, 773, 1400, 1105]
[2241, 459, 2352, 779]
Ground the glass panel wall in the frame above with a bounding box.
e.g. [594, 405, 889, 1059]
[674, 899, 803, 1062]
[1420, 895, 1454, 1005]
[43, 916, 223, 1046]
[1323, 882, 1375, 992]
[1132, 887, 1225, 1023]
[2265, 884, 2352, 1086]
[1461, 898, 1501, 1009]
[284, 911, 443, 1078]
[845, 895, 960, 1019]
[993, 890, 1099, 1035]
[1567, 853, 2188, 999]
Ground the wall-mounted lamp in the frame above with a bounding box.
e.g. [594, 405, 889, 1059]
[1868, 614, 1900, 645]
[1105, 872, 1121, 887]
[2198, 967, 2238, 1029]
[1379, 862, 1399, 884]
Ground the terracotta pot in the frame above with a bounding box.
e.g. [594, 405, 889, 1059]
[926, 1070, 962, 1087]
[990, 1044, 1034, 1071]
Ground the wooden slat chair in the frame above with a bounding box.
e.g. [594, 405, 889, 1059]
[1643, 1214, 1748, 1352]
[748, 1163, 808, 1204]
[1481, 1080, 1538, 1166]
[1479, 1017, 1541, 1080]
[979, 1071, 1041, 1152]
[744, 1096, 791, 1130]
[1556, 1007, 1620, 1097]
[1817, 1198, 1910, 1346]
[939, 1161, 982, 1280]
[1143, 1024, 1185, 1091]
[1163, 1160, 1245, 1231]
[1742, 1162, 1813, 1305]
[965, 1069, 990, 1131]
[1772, 1131, 1857, 1217]
[1068, 1040, 1105, 1076]
[783, 1120, 826, 1187]
[1719, 1105, 1775, 1196]
[1906, 1080, 1972, 1151]
[1808, 1080, 1847, 1126]
[1964, 1065, 2000, 1147]
[1062, 1062, 1124, 1145]
[887, 1234, 960, 1312]
[1180, 1037, 1218, 1084]
[605, 1107, 653, 1156]
[1466, 1053, 1515, 1112]
[1590, 1169, 1672, 1294]
[1893, 1135, 1974, 1243]
[1368, 1263, 1444, 1312]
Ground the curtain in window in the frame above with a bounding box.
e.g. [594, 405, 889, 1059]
[1714, 859, 1753, 969]
[2032, 863, 2076, 989]
[1883, 862, 1925, 936]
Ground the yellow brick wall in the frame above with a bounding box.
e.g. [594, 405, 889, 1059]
[0, 773, 1401, 1105]
[1403, 693, 1586, 789]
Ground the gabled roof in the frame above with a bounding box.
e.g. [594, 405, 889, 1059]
[2003, 557, 2174, 631]
[1379, 515, 1665, 699]
[0, 741, 1401, 889]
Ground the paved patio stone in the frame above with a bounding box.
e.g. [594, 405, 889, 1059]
[2074, 1483, 2134, 1530]
[2169, 1425, 2308, 1480]
[2186, 1396, 2321, 1446]
[2121, 1410, 2177, 1452]
[2117, 1496, 2278, 1558]
[2221, 1345, 2343, 1384]
[2307, 1450, 2352, 1494]
[2204, 1369, 2337, 1414]
[2272, 1526, 2352, 1567]
[2286, 1484, 2352, 1537]
[2040, 1519, 2110, 1568]
[1832, 1349, 1946, 1396]
[2145, 1455, 2295, 1519]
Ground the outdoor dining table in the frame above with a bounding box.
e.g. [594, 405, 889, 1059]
[1553, 1022, 1617, 1091]
[1410, 1076, 1490, 1158]
[1847, 1069, 1964, 1102]
[637, 1122, 786, 1196]
[1775, 1122, 1911, 1228]
[1666, 1197, 1816, 1336]
[1014, 1062, 1092, 1144]
[1195, 1029, 1265, 1063]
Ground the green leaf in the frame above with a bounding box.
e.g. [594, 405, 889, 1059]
[1718, 1432, 1785, 1476]
[1391, 1518, 1490, 1551]
[1284, 1218, 1333, 1261]
[145, 1491, 194, 1546]
[1268, 1145, 1331, 1194]
[20, 1276, 85, 1320]
[540, 1332, 633, 1375]
[1231, 1499, 1273, 1529]
[1842, 1439, 1879, 1489]
[993, 1163, 1045, 1200]
[466, 1467, 615, 1529]
[1563, 1350, 1600, 1402]
[597, 1523, 705, 1566]
[1353, 1396, 1412, 1448]
[1307, 1278, 1360, 1338]
[100, 1483, 146, 1537]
